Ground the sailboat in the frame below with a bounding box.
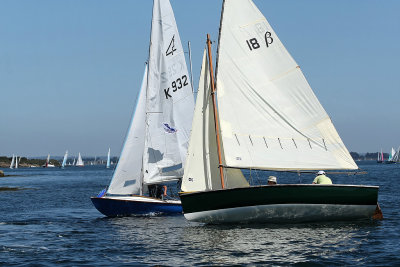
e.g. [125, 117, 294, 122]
[389, 146, 400, 163]
[61, 150, 68, 169]
[179, 0, 380, 224]
[91, 0, 194, 217]
[9, 154, 15, 169]
[15, 155, 18, 169]
[377, 148, 384, 163]
[76, 153, 84, 167]
[106, 148, 111, 169]
[385, 147, 396, 164]
[42, 154, 55, 168]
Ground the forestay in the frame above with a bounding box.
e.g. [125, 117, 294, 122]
[107, 66, 148, 195]
[144, 0, 195, 184]
[215, 0, 357, 171]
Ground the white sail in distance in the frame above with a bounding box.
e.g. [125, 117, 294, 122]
[106, 148, 111, 169]
[10, 154, 15, 169]
[76, 153, 84, 166]
[62, 150, 68, 168]
[107, 66, 148, 195]
[214, 0, 357, 171]
[143, 0, 195, 184]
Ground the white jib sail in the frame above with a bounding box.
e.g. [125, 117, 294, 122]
[143, 0, 194, 184]
[182, 48, 249, 192]
[215, 0, 357, 171]
[62, 150, 68, 168]
[107, 66, 148, 195]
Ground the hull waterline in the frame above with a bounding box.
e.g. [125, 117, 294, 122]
[91, 195, 182, 217]
[180, 184, 379, 224]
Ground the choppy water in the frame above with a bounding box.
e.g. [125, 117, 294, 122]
[1, 161, 399, 266]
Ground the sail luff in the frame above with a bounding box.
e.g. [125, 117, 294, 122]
[207, 34, 225, 189]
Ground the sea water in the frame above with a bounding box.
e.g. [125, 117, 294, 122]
[0, 161, 399, 266]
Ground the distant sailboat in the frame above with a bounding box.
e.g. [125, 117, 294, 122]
[76, 153, 84, 167]
[389, 146, 400, 163]
[91, 0, 194, 217]
[377, 149, 384, 163]
[15, 155, 18, 169]
[9, 154, 15, 169]
[42, 154, 55, 168]
[61, 150, 68, 169]
[106, 148, 111, 169]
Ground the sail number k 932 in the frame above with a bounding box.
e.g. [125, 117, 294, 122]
[164, 75, 189, 99]
[246, 31, 273, 51]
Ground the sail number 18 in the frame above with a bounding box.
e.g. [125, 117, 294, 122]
[246, 31, 273, 51]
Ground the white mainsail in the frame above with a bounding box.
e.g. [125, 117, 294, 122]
[106, 148, 111, 169]
[143, 0, 195, 184]
[62, 150, 68, 168]
[76, 153, 84, 166]
[15, 155, 18, 169]
[214, 0, 357, 171]
[107, 66, 147, 195]
[10, 154, 15, 169]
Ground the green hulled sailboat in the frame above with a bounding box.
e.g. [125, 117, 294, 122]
[179, 0, 380, 224]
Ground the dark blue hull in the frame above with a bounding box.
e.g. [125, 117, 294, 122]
[91, 196, 182, 217]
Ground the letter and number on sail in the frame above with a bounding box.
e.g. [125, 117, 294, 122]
[163, 35, 190, 99]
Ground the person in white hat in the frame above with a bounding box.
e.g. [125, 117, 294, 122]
[312, 171, 332, 184]
[268, 176, 277, 185]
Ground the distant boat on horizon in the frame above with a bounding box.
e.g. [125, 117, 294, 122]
[377, 148, 384, 163]
[9, 154, 15, 169]
[385, 147, 399, 164]
[42, 154, 55, 168]
[61, 150, 68, 169]
[106, 148, 111, 169]
[76, 153, 84, 167]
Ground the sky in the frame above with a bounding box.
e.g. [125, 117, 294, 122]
[0, 0, 399, 157]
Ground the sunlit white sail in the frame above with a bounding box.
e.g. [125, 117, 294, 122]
[143, 0, 195, 185]
[107, 66, 147, 195]
[214, 0, 357, 171]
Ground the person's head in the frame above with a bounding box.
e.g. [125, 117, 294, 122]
[316, 170, 326, 176]
[268, 176, 277, 185]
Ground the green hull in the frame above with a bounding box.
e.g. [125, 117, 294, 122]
[179, 185, 379, 223]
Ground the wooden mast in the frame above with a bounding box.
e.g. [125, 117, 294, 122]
[206, 34, 225, 189]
